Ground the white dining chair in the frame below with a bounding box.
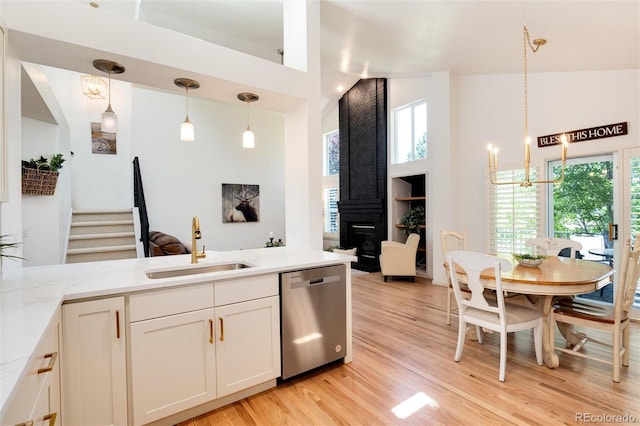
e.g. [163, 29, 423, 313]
[446, 251, 543, 382]
[440, 228, 467, 325]
[552, 238, 639, 382]
[525, 237, 582, 258]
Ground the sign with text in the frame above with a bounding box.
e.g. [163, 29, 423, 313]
[537, 122, 628, 148]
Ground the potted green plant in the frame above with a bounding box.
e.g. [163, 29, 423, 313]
[21, 153, 65, 195]
[401, 206, 425, 235]
[0, 235, 24, 262]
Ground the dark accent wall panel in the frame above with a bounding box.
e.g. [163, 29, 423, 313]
[338, 78, 387, 201]
[337, 78, 387, 271]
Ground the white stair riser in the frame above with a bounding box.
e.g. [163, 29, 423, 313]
[70, 223, 135, 235]
[72, 210, 134, 222]
[68, 235, 137, 250]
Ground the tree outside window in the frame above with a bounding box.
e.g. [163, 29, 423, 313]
[323, 130, 340, 237]
[394, 101, 427, 164]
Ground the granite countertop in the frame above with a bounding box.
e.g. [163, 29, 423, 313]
[0, 247, 355, 415]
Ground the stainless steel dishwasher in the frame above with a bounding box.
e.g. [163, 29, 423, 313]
[280, 264, 347, 380]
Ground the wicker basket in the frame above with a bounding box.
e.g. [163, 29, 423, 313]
[22, 167, 59, 196]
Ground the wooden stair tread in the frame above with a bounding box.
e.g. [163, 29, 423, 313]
[69, 232, 135, 240]
[71, 220, 134, 227]
[73, 209, 133, 214]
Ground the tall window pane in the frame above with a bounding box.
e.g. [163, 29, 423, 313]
[323, 130, 340, 238]
[487, 168, 540, 254]
[323, 186, 339, 234]
[394, 101, 427, 164]
[325, 130, 340, 176]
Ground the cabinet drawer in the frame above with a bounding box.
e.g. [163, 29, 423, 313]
[129, 284, 214, 322]
[2, 312, 60, 426]
[215, 274, 278, 306]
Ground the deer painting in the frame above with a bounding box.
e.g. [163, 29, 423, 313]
[223, 184, 260, 222]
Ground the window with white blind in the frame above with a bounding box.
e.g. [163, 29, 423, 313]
[322, 185, 339, 235]
[487, 167, 541, 254]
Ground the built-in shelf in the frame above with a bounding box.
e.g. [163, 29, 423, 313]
[394, 224, 427, 229]
[390, 174, 427, 277]
[394, 196, 426, 201]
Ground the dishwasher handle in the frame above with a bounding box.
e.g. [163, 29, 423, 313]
[289, 274, 340, 289]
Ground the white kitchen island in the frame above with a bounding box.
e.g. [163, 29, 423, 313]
[0, 247, 355, 425]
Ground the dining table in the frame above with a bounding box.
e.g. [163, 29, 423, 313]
[447, 255, 614, 368]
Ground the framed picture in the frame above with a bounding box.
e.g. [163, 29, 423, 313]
[91, 122, 117, 154]
[222, 183, 260, 223]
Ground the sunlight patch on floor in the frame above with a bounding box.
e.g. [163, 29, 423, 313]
[391, 392, 438, 419]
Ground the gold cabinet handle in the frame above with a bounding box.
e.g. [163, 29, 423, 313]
[43, 412, 57, 426]
[209, 319, 214, 344]
[219, 317, 224, 342]
[116, 310, 121, 339]
[37, 352, 58, 374]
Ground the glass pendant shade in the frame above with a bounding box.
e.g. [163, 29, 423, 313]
[238, 92, 259, 149]
[101, 104, 118, 133]
[174, 78, 200, 142]
[243, 127, 255, 148]
[181, 116, 195, 142]
[93, 60, 125, 134]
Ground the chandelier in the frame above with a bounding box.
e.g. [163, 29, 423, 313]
[488, 25, 568, 187]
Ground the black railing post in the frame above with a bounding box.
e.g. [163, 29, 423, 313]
[133, 157, 150, 257]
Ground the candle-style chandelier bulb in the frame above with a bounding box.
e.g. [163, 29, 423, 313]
[488, 25, 567, 187]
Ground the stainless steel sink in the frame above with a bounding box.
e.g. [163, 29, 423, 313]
[145, 262, 251, 279]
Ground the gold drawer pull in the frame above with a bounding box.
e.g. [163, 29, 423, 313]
[209, 319, 214, 344]
[37, 352, 58, 374]
[43, 412, 57, 426]
[116, 310, 121, 339]
[219, 317, 224, 342]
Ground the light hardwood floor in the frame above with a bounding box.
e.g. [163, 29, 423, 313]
[179, 272, 639, 425]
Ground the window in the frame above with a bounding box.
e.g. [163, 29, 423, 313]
[393, 101, 427, 164]
[487, 167, 541, 254]
[323, 130, 340, 238]
[324, 129, 340, 176]
[322, 185, 339, 234]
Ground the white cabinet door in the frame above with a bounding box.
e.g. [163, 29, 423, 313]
[130, 308, 216, 426]
[216, 296, 280, 397]
[62, 297, 127, 426]
[1, 312, 60, 426]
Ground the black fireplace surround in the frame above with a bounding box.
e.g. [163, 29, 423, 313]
[337, 78, 387, 272]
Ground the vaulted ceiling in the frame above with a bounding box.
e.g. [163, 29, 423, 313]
[9, 0, 640, 116]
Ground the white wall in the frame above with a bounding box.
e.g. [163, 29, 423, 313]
[21, 117, 69, 265]
[0, 42, 24, 273]
[131, 87, 286, 250]
[454, 69, 639, 285]
[42, 66, 133, 209]
[328, 70, 638, 286]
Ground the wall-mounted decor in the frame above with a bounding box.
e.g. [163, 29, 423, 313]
[91, 122, 117, 154]
[537, 122, 628, 148]
[222, 183, 260, 223]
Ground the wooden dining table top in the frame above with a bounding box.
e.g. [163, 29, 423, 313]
[447, 255, 615, 296]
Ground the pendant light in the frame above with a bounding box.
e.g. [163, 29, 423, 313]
[237, 92, 259, 148]
[93, 59, 125, 133]
[174, 78, 200, 142]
